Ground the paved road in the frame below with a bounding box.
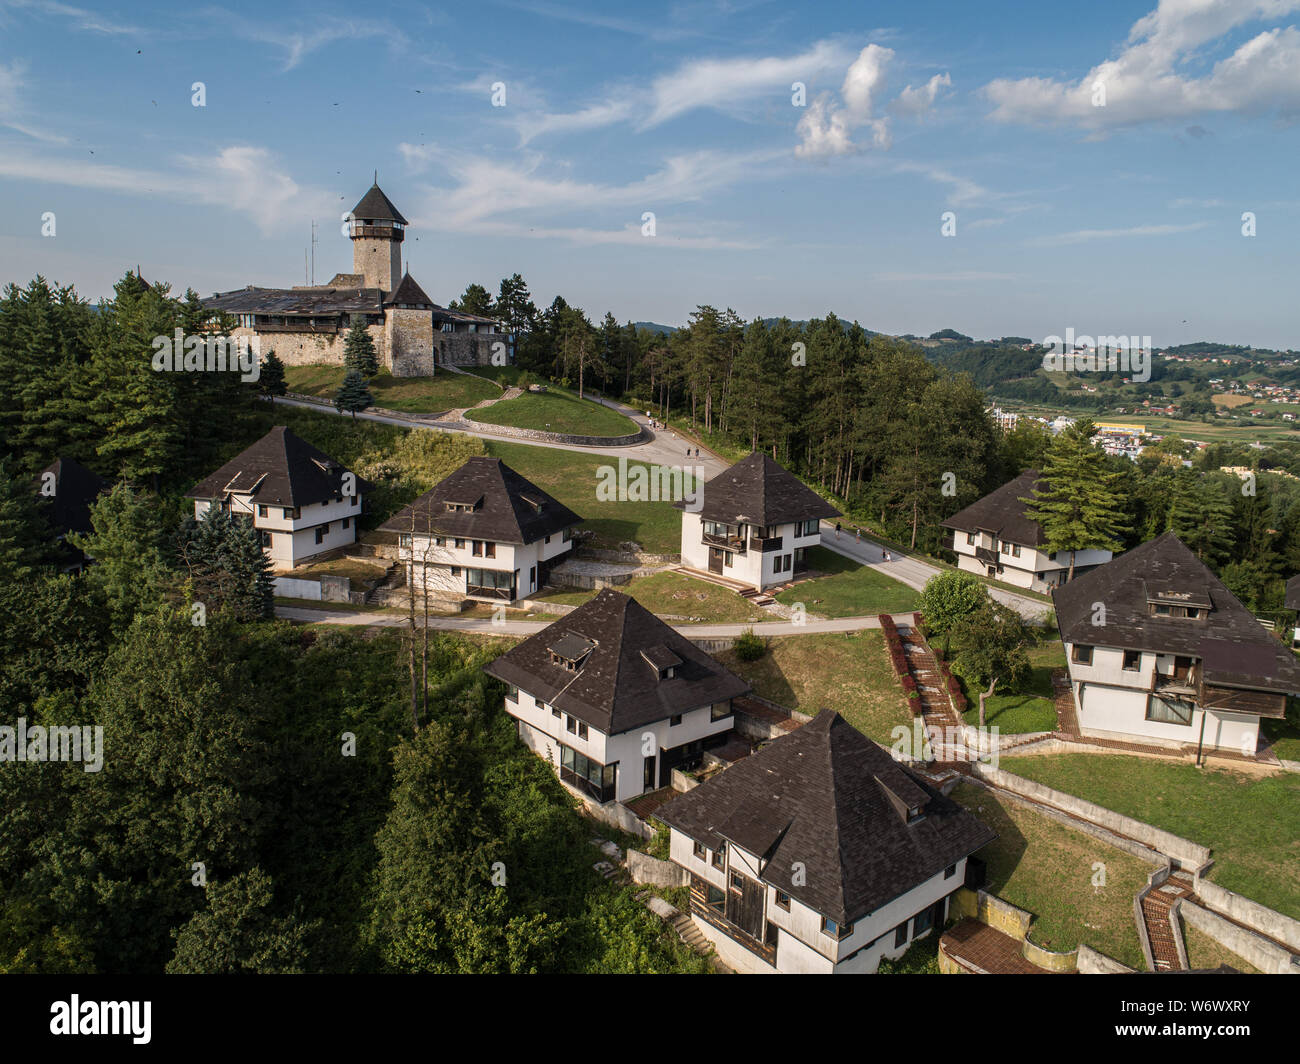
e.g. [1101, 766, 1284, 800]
[275, 394, 729, 478]
[818, 523, 1052, 623]
[275, 605, 915, 637]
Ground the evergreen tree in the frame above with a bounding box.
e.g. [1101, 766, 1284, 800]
[342, 319, 379, 377]
[450, 283, 494, 319]
[68, 481, 171, 629]
[0, 457, 51, 580]
[1022, 422, 1129, 580]
[174, 508, 274, 622]
[335, 370, 374, 419]
[258, 349, 287, 404]
[1167, 473, 1234, 564]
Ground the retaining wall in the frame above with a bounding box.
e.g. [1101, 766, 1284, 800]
[626, 850, 689, 888]
[1193, 875, 1300, 953]
[1178, 899, 1300, 974]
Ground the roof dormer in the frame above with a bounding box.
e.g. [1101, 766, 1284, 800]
[641, 645, 682, 681]
[547, 633, 596, 671]
[1144, 579, 1212, 619]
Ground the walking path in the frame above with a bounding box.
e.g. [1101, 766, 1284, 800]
[1141, 874, 1196, 971]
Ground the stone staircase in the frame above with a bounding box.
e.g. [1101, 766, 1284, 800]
[1141, 874, 1196, 971]
[364, 562, 405, 604]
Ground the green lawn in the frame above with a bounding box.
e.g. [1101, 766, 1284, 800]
[950, 782, 1150, 968]
[713, 630, 913, 745]
[774, 546, 920, 618]
[1261, 709, 1300, 762]
[284, 364, 499, 412]
[482, 441, 694, 556]
[467, 388, 637, 437]
[960, 637, 1064, 733]
[998, 752, 1300, 919]
[534, 570, 768, 623]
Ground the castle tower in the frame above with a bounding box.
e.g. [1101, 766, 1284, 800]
[349, 183, 407, 291]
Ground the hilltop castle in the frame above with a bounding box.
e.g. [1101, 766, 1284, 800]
[205, 182, 505, 376]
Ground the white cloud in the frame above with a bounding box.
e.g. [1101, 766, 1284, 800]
[645, 39, 853, 127]
[0, 0, 142, 35]
[202, 9, 393, 70]
[513, 97, 636, 145]
[984, 1, 1300, 129]
[796, 44, 896, 157]
[891, 72, 951, 116]
[1028, 222, 1210, 246]
[0, 143, 334, 233]
[0, 60, 67, 142]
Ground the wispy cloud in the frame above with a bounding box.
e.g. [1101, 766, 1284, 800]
[1028, 222, 1210, 246]
[0, 0, 143, 35]
[874, 270, 1019, 282]
[200, 8, 395, 70]
[0, 60, 68, 142]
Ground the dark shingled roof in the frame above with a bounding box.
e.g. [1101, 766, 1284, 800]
[351, 183, 408, 225]
[35, 458, 109, 536]
[378, 456, 582, 544]
[679, 452, 840, 526]
[941, 469, 1046, 547]
[385, 273, 433, 308]
[1054, 531, 1300, 698]
[657, 712, 996, 924]
[483, 589, 751, 734]
[204, 286, 386, 316]
[185, 426, 370, 508]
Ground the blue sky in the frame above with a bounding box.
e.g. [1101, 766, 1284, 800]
[1, 0, 1298, 347]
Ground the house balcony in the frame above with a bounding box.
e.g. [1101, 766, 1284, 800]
[689, 880, 776, 966]
[1151, 665, 1198, 699]
[702, 532, 746, 554]
[467, 583, 515, 601]
[750, 534, 784, 552]
[974, 546, 1000, 567]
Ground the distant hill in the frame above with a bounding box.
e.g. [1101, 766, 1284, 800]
[633, 321, 678, 335]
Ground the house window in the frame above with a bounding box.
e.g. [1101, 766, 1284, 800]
[282, 507, 300, 520]
[1123, 650, 1142, 671]
[894, 922, 909, 948]
[730, 872, 744, 892]
[398, 534, 412, 548]
[670, 714, 682, 726]
[435, 536, 446, 547]
[351, 494, 359, 507]
[455, 538, 466, 549]
[711, 850, 724, 869]
[944, 863, 957, 879]
[913, 907, 934, 937]
[505, 684, 518, 702]
[693, 841, 705, 859]
[1147, 694, 1194, 726]
[558, 744, 615, 803]
[775, 890, 790, 911]
[485, 541, 495, 558]
[342, 516, 350, 530]
[1072, 644, 1094, 666]
[723, 552, 733, 568]
[546, 534, 552, 544]
[566, 715, 577, 733]
[472, 540, 483, 556]
[551, 707, 561, 719]
[965, 531, 976, 545]
[450, 566, 461, 576]
[821, 916, 852, 939]
[315, 526, 326, 544]
[710, 701, 731, 722]
[1000, 541, 1021, 558]
[705, 884, 724, 912]
[257, 504, 268, 518]
[259, 531, 272, 547]
[802, 519, 820, 537]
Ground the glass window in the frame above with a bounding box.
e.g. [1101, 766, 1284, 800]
[1123, 650, 1142, 671]
[711, 850, 724, 869]
[775, 891, 790, 911]
[693, 841, 705, 859]
[913, 907, 934, 936]
[710, 701, 731, 722]
[1072, 644, 1093, 665]
[944, 863, 957, 879]
[894, 922, 908, 948]
[821, 916, 839, 937]
[257, 504, 268, 518]
[505, 684, 518, 701]
[670, 714, 682, 726]
[485, 541, 495, 558]
[706, 885, 724, 912]
[1147, 695, 1193, 726]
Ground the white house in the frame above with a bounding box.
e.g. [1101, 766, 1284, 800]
[379, 456, 582, 604]
[657, 711, 996, 974]
[678, 452, 839, 591]
[186, 426, 368, 570]
[1054, 532, 1300, 756]
[941, 469, 1113, 593]
[483, 588, 751, 804]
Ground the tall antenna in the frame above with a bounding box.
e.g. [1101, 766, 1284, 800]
[304, 248, 308, 285]
[310, 220, 318, 285]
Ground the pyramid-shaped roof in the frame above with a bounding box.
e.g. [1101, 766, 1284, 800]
[384, 272, 433, 308]
[681, 452, 839, 526]
[185, 426, 370, 508]
[484, 588, 750, 734]
[351, 184, 408, 226]
[378, 456, 581, 544]
[657, 712, 996, 924]
[1054, 530, 1300, 698]
[35, 458, 109, 535]
[941, 469, 1047, 547]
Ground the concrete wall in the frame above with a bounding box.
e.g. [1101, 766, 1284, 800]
[1077, 942, 1137, 974]
[627, 849, 689, 888]
[1178, 899, 1300, 974]
[1193, 875, 1300, 952]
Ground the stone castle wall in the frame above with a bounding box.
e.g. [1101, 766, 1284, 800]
[437, 332, 506, 367]
[352, 237, 401, 292]
[388, 308, 435, 377]
[235, 324, 389, 370]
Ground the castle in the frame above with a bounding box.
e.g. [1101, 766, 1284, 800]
[205, 182, 506, 376]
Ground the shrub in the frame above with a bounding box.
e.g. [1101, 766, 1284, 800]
[732, 628, 767, 662]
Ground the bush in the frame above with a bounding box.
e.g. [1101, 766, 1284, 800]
[732, 628, 767, 662]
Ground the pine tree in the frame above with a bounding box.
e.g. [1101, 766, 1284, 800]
[258, 349, 287, 404]
[335, 371, 374, 419]
[1022, 423, 1129, 580]
[342, 319, 379, 377]
[1167, 473, 1234, 565]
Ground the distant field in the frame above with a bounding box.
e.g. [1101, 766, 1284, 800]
[283, 364, 499, 412]
[467, 388, 637, 437]
[1213, 393, 1255, 409]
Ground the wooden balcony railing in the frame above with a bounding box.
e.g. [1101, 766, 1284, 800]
[750, 535, 784, 552]
[702, 532, 745, 553]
